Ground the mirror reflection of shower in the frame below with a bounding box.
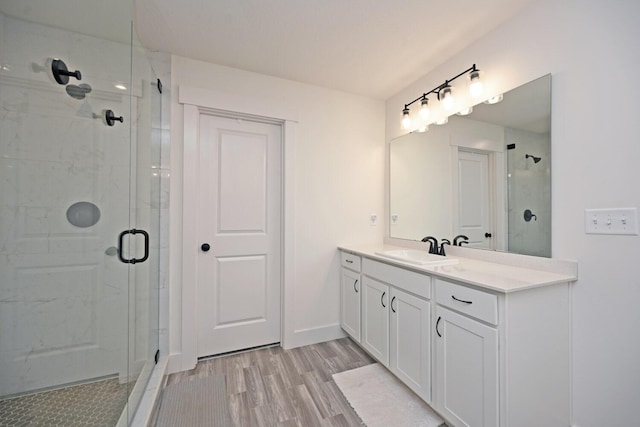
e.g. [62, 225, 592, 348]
[525, 154, 542, 164]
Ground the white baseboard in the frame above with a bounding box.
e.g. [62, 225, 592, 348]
[166, 352, 185, 375]
[129, 356, 168, 427]
[168, 324, 346, 371]
[285, 323, 346, 350]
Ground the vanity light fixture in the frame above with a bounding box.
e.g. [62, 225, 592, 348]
[400, 64, 481, 131]
[434, 117, 448, 125]
[485, 93, 503, 104]
[469, 70, 483, 98]
[419, 97, 430, 120]
[441, 85, 455, 110]
[457, 106, 473, 116]
[401, 107, 412, 130]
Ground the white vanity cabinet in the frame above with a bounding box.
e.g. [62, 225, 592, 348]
[390, 287, 431, 401]
[340, 252, 361, 342]
[338, 247, 574, 427]
[433, 277, 570, 427]
[434, 281, 499, 427]
[361, 258, 432, 402]
[361, 276, 389, 364]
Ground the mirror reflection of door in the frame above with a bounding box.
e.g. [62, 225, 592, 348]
[455, 150, 492, 249]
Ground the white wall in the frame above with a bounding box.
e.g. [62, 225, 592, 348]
[386, 0, 640, 425]
[390, 126, 452, 240]
[168, 56, 385, 364]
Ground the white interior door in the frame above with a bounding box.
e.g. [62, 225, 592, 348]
[456, 150, 492, 248]
[197, 114, 282, 357]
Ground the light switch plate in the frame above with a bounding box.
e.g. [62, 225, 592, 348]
[584, 207, 638, 235]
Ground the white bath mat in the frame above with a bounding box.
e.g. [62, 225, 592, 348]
[332, 363, 446, 427]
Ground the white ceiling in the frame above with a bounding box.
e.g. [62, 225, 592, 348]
[1, 0, 536, 99]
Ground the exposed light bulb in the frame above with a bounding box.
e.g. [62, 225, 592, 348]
[457, 106, 473, 116]
[418, 125, 429, 133]
[441, 86, 455, 110]
[435, 117, 448, 125]
[401, 108, 411, 130]
[469, 70, 483, 98]
[485, 93, 503, 104]
[419, 97, 430, 120]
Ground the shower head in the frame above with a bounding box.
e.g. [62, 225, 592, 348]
[525, 154, 541, 163]
[66, 83, 92, 100]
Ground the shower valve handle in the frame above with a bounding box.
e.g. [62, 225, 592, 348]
[60, 69, 81, 80]
[105, 110, 124, 126]
[51, 59, 82, 85]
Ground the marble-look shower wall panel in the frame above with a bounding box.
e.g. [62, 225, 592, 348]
[506, 127, 551, 257]
[147, 50, 171, 358]
[150, 128, 171, 170]
[0, 160, 130, 253]
[0, 249, 128, 395]
[150, 169, 170, 210]
[7, 264, 100, 353]
[0, 89, 129, 166]
[1, 17, 132, 94]
[0, 12, 139, 396]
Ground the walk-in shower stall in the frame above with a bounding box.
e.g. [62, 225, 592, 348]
[0, 2, 163, 425]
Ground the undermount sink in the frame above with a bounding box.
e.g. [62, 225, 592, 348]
[375, 249, 459, 266]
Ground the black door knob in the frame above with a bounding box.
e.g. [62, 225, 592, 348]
[485, 232, 492, 238]
[201, 243, 210, 252]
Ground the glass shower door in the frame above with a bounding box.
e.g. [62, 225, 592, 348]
[0, 7, 142, 425]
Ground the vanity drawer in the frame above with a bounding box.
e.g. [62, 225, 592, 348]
[341, 252, 361, 271]
[362, 258, 431, 299]
[435, 279, 498, 325]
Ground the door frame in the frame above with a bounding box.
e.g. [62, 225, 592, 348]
[178, 86, 297, 372]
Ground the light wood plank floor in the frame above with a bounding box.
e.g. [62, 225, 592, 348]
[159, 337, 374, 426]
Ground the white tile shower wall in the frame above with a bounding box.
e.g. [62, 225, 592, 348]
[147, 50, 171, 358]
[0, 13, 152, 395]
[506, 127, 551, 257]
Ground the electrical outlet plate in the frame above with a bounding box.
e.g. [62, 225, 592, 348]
[370, 214, 377, 226]
[584, 207, 638, 235]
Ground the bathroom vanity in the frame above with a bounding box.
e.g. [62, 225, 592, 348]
[339, 244, 577, 427]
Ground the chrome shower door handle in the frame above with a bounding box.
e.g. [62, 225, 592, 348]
[118, 229, 149, 264]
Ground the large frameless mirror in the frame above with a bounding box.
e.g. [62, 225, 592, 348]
[390, 74, 551, 257]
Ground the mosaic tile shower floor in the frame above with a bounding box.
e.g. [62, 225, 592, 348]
[0, 378, 130, 427]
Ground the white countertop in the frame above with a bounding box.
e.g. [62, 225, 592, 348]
[338, 244, 577, 293]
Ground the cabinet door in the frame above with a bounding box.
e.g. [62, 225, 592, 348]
[390, 288, 431, 402]
[435, 306, 498, 427]
[340, 268, 361, 341]
[361, 277, 389, 365]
